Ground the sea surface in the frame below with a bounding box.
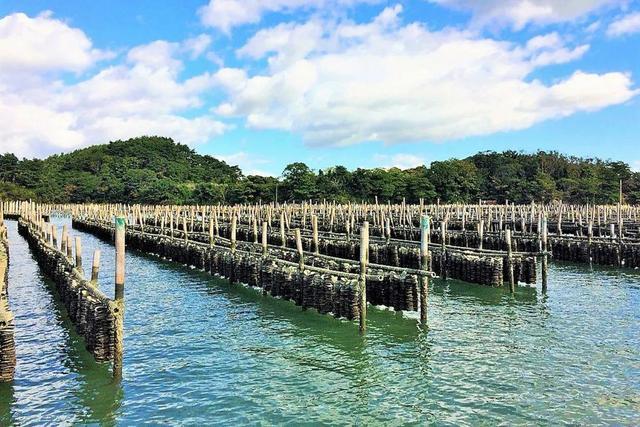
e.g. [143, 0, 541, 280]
[1, 218, 639, 425]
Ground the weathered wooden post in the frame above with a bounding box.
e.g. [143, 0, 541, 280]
[359, 221, 369, 334]
[587, 221, 593, 262]
[209, 217, 215, 247]
[230, 215, 237, 254]
[74, 236, 83, 273]
[541, 216, 548, 293]
[90, 250, 101, 282]
[312, 215, 319, 255]
[440, 221, 447, 280]
[183, 217, 188, 243]
[385, 217, 391, 245]
[419, 215, 429, 325]
[478, 219, 484, 250]
[506, 229, 515, 293]
[280, 213, 286, 248]
[65, 235, 72, 260]
[261, 222, 268, 257]
[113, 216, 125, 379]
[295, 228, 304, 270]
[61, 225, 68, 253]
[51, 225, 58, 248]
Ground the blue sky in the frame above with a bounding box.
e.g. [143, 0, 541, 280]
[0, 0, 639, 176]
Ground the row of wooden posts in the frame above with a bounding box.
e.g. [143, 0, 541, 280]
[10, 202, 127, 378]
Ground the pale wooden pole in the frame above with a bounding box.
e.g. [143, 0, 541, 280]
[113, 216, 125, 379]
[419, 215, 429, 325]
[359, 221, 369, 334]
[90, 250, 101, 282]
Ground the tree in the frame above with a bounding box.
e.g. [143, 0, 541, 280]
[281, 162, 316, 201]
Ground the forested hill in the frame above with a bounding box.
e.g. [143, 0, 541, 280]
[0, 136, 638, 204]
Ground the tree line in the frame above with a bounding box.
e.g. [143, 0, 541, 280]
[0, 136, 638, 205]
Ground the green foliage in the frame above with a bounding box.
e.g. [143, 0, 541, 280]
[0, 137, 637, 204]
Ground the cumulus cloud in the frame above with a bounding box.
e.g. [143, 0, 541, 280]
[373, 153, 426, 169]
[212, 5, 636, 146]
[0, 13, 226, 158]
[607, 12, 640, 37]
[198, 0, 379, 33]
[429, 0, 625, 30]
[0, 11, 111, 75]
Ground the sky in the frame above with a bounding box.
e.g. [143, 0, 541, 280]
[0, 0, 639, 176]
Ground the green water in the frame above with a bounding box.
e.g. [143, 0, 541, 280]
[1, 219, 639, 425]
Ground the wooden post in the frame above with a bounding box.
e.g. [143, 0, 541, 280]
[358, 221, 369, 334]
[51, 225, 58, 248]
[66, 235, 73, 260]
[74, 236, 83, 272]
[280, 213, 286, 248]
[587, 221, 593, 262]
[230, 215, 237, 254]
[295, 228, 304, 270]
[261, 221, 268, 257]
[113, 216, 125, 379]
[440, 221, 447, 280]
[61, 225, 68, 253]
[385, 217, 391, 244]
[478, 220, 484, 250]
[541, 216, 548, 293]
[312, 215, 319, 255]
[183, 217, 188, 243]
[419, 215, 429, 325]
[506, 229, 515, 293]
[88, 249, 100, 283]
[209, 217, 215, 247]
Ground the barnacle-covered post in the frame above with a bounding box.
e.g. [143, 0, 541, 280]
[419, 215, 430, 325]
[541, 216, 548, 293]
[113, 216, 125, 379]
[359, 221, 369, 334]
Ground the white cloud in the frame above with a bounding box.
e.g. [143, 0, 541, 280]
[0, 11, 111, 76]
[212, 6, 636, 147]
[632, 160, 640, 172]
[429, 0, 625, 30]
[214, 151, 274, 176]
[198, 0, 379, 33]
[373, 153, 426, 169]
[182, 34, 213, 58]
[0, 12, 226, 158]
[607, 12, 640, 37]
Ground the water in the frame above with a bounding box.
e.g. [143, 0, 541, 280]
[1, 218, 639, 425]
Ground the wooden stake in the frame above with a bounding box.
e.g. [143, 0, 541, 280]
[359, 221, 369, 334]
[419, 215, 429, 325]
[113, 216, 125, 379]
[506, 229, 515, 293]
[91, 250, 101, 282]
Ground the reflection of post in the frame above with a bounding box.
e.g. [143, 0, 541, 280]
[419, 215, 429, 325]
[113, 216, 125, 379]
[359, 222, 369, 334]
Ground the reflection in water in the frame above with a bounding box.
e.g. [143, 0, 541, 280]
[1, 218, 639, 425]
